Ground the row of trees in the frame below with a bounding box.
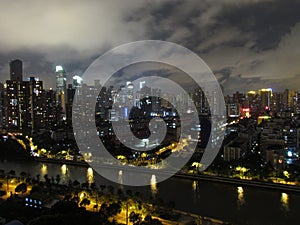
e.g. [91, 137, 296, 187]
[0, 168, 171, 225]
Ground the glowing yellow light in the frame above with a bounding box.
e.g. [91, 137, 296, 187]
[117, 155, 126, 160]
[237, 186, 245, 207]
[87, 167, 93, 176]
[61, 164, 67, 175]
[192, 162, 201, 168]
[248, 91, 256, 94]
[258, 116, 271, 119]
[80, 192, 84, 199]
[283, 171, 290, 178]
[281, 193, 289, 211]
[150, 175, 157, 196]
[260, 88, 272, 92]
[192, 181, 198, 192]
[87, 167, 94, 184]
[41, 164, 47, 176]
[237, 186, 244, 194]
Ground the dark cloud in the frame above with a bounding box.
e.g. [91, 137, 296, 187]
[0, 0, 299, 95]
[217, 0, 300, 51]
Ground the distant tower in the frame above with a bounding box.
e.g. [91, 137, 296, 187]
[55, 65, 67, 113]
[10, 59, 23, 81]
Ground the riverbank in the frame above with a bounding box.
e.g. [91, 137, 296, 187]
[2, 158, 300, 225]
[34, 157, 300, 193]
[0, 171, 230, 225]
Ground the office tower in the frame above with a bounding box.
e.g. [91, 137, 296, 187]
[0, 83, 4, 128]
[282, 89, 289, 110]
[272, 92, 283, 113]
[9, 59, 23, 81]
[258, 88, 272, 111]
[192, 88, 207, 113]
[247, 90, 259, 115]
[28, 77, 44, 132]
[295, 91, 300, 114]
[247, 91, 256, 105]
[43, 89, 58, 129]
[55, 65, 67, 114]
[233, 91, 246, 105]
[288, 90, 295, 110]
[66, 84, 75, 128]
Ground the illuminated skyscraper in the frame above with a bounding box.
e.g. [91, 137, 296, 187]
[0, 83, 4, 128]
[72, 75, 83, 88]
[28, 77, 44, 132]
[9, 59, 23, 81]
[5, 76, 44, 134]
[55, 65, 67, 114]
[247, 91, 256, 106]
[43, 89, 58, 129]
[66, 84, 75, 128]
[258, 88, 272, 111]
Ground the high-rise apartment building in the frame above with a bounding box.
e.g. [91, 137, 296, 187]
[0, 83, 4, 128]
[43, 89, 58, 130]
[258, 88, 272, 111]
[5, 77, 44, 134]
[9, 59, 23, 81]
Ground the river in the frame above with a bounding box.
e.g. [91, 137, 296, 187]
[0, 160, 299, 225]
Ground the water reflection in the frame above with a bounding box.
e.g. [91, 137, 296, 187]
[192, 180, 200, 199]
[118, 170, 123, 186]
[192, 180, 197, 191]
[61, 164, 68, 184]
[40, 164, 47, 176]
[87, 167, 94, 185]
[237, 186, 245, 208]
[281, 192, 289, 211]
[150, 174, 157, 196]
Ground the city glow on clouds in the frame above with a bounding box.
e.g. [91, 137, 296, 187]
[0, 0, 300, 93]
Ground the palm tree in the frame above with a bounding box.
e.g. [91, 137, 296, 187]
[20, 171, 27, 181]
[99, 184, 106, 192]
[55, 174, 61, 185]
[107, 185, 114, 195]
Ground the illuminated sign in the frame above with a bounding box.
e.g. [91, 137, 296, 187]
[242, 108, 250, 112]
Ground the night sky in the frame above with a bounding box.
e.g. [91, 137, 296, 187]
[0, 0, 300, 94]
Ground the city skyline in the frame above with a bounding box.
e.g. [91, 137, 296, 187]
[2, 58, 300, 96]
[0, 0, 300, 94]
[1, 2, 300, 225]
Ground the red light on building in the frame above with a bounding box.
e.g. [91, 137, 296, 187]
[242, 108, 250, 112]
[240, 107, 251, 118]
